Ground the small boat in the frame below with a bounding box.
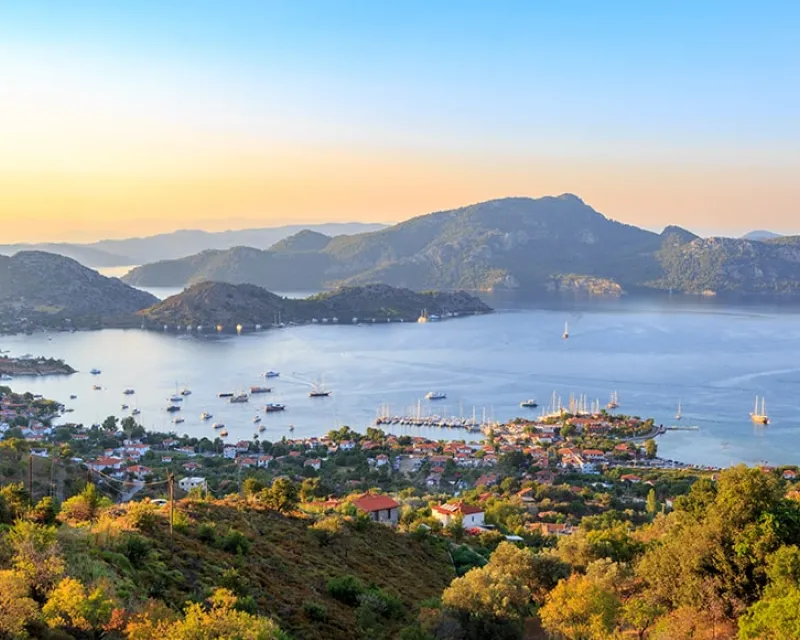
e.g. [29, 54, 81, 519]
[0, 374, 12, 381]
[121, 404, 129, 410]
[131, 408, 141, 416]
[173, 417, 185, 424]
[229, 393, 249, 404]
[180, 388, 192, 396]
[309, 383, 331, 398]
[166, 405, 181, 413]
[64, 408, 74, 413]
[259, 425, 266, 432]
[123, 389, 135, 395]
[92, 385, 102, 391]
[250, 386, 272, 394]
[562, 321, 569, 340]
[90, 368, 102, 375]
[253, 415, 262, 423]
[69, 394, 77, 400]
[218, 392, 234, 398]
[607, 391, 620, 410]
[520, 399, 538, 408]
[212, 422, 225, 429]
[169, 395, 183, 402]
[219, 429, 229, 437]
[264, 371, 280, 378]
[417, 309, 429, 324]
[425, 391, 447, 400]
[200, 412, 213, 420]
[265, 403, 286, 413]
[750, 396, 769, 425]
[289, 424, 295, 432]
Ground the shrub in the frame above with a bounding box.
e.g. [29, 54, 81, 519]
[197, 522, 217, 544]
[219, 530, 250, 556]
[309, 516, 344, 546]
[302, 600, 328, 622]
[126, 502, 159, 532]
[327, 575, 365, 606]
[118, 535, 151, 570]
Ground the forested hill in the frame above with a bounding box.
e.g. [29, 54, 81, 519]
[122, 195, 800, 297]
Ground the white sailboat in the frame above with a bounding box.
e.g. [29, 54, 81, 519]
[675, 400, 682, 421]
[750, 396, 769, 425]
[562, 321, 569, 339]
[607, 391, 620, 410]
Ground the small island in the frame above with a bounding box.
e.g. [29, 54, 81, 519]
[136, 282, 492, 332]
[0, 355, 75, 377]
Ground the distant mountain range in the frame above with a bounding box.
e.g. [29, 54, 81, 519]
[741, 230, 783, 241]
[138, 282, 491, 328]
[0, 252, 157, 328]
[0, 223, 386, 268]
[121, 195, 800, 298]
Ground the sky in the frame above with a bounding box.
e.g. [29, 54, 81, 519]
[0, 1, 798, 243]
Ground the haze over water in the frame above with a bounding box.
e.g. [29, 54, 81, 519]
[3, 294, 800, 468]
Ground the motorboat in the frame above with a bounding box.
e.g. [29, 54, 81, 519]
[425, 391, 447, 400]
[169, 395, 183, 402]
[229, 393, 249, 404]
[166, 405, 181, 413]
[123, 389, 135, 395]
[180, 388, 192, 396]
[218, 392, 234, 398]
[69, 394, 77, 400]
[250, 386, 271, 394]
[212, 422, 225, 429]
[90, 368, 102, 375]
[121, 404, 129, 410]
[253, 415, 262, 423]
[131, 408, 141, 416]
[92, 385, 102, 391]
[200, 412, 213, 420]
[264, 371, 280, 378]
[219, 429, 229, 437]
[173, 417, 185, 424]
[265, 403, 286, 413]
[520, 399, 538, 408]
[259, 425, 266, 432]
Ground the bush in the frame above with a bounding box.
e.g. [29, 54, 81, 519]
[302, 600, 328, 622]
[126, 501, 159, 532]
[327, 575, 365, 606]
[219, 530, 250, 556]
[197, 522, 217, 544]
[118, 534, 151, 569]
[309, 516, 344, 546]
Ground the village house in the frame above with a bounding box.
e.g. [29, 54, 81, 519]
[88, 457, 124, 471]
[620, 474, 642, 483]
[432, 502, 485, 528]
[238, 457, 258, 468]
[783, 469, 797, 480]
[304, 458, 322, 471]
[223, 446, 237, 459]
[257, 455, 273, 469]
[352, 493, 400, 526]
[127, 465, 152, 480]
[178, 477, 207, 493]
[529, 522, 575, 537]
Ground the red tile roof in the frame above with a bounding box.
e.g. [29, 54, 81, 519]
[352, 493, 400, 513]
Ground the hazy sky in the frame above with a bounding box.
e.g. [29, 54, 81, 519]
[1, 1, 798, 243]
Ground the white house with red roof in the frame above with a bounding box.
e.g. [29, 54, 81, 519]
[432, 502, 485, 528]
[352, 493, 400, 526]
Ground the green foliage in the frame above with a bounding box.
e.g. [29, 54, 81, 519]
[59, 483, 111, 523]
[644, 438, 657, 459]
[219, 529, 251, 556]
[42, 576, 117, 633]
[0, 569, 40, 637]
[327, 574, 366, 606]
[539, 573, 620, 640]
[28, 496, 59, 525]
[302, 600, 328, 622]
[309, 515, 345, 546]
[197, 522, 217, 544]
[260, 478, 298, 514]
[8, 520, 65, 601]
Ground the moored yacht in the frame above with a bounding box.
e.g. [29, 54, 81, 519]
[750, 396, 769, 425]
[229, 393, 249, 403]
[200, 412, 213, 420]
[265, 403, 286, 413]
[250, 386, 271, 394]
[123, 388, 135, 395]
[425, 391, 447, 400]
[520, 399, 538, 408]
[265, 371, 280, 378]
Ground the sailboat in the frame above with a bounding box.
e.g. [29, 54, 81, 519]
[417, 309, 429, 324]
[750, 396, 769, 425]
[562, 321, 569, 339]
[675, 400, 682, 421]
[607, 391, 620, 410]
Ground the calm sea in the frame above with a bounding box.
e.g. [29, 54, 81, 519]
[3, 277, 800, 467]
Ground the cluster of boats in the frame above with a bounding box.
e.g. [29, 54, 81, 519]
[375, 414, 487, 432]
